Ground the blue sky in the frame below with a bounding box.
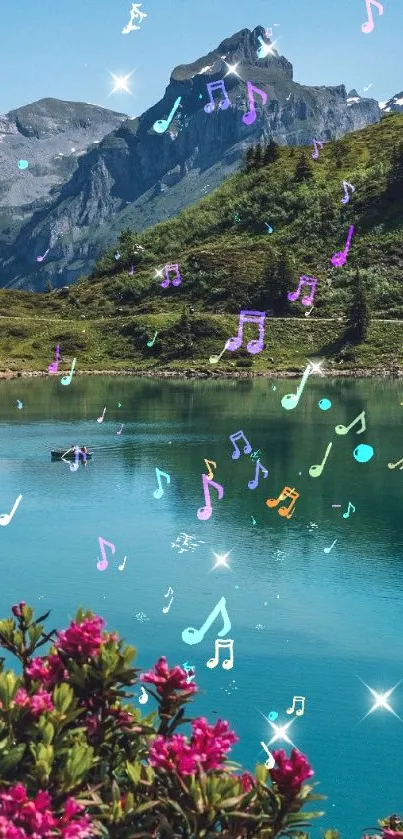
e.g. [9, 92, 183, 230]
[0, 0, 397, 116]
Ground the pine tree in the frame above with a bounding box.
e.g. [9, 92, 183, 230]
[253, 142, 263, 168]
[262, 137, 280, 165]
[347, 270, 370, 342]
[272, 248, 294, 316]
[294, 152, 313, 183]
[245, 146, 255, 171]
[387, 142, 403, 198]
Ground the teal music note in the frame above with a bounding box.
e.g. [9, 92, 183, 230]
[153, 468, 171, 499]
[182, 596, 231, 645]
[281, 363, 313, 411]
[60, 358, 76, 386]
[153, 97, 182, 134]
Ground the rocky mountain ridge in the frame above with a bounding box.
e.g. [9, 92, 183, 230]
[1, 25, 382, 291]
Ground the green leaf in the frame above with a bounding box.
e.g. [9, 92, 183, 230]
[0, 743, 25, 774]
[126, 760, 141, 785]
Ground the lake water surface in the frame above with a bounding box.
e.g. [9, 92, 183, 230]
[1, 374, 403, 838]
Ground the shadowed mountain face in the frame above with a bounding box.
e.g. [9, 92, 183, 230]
[1, 26, 380, 292]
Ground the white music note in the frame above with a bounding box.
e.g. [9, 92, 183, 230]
[0, 494, 22, 527]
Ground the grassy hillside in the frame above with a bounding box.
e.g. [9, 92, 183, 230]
[2, 112, 403, 374]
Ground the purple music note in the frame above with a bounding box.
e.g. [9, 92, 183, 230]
[229, 430, 252, 460]
[36, 249, 50, 263]
[226, 310, 266, 354]
[242, 81, 267, 126]
[197, 474, 224, 521]
[47, 344, 60, 373]
[161, 263, 181, 288]
[248, 460, 269, 490]
[330, 225, 355, 268]
[204, 80, 231, 114]
[287, 276, 318, 307]
[312, 139, 323, 159]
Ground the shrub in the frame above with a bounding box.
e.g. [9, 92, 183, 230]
[0, 602, 334, 838]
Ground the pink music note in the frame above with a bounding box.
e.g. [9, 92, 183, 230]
[204, 80, 231, 113]
[36, 249, 50, 263]
[229, 430, 252, 460]
[287, 276, 318, 307]
[226, 310, 266, 354]
[161, 263, 181, 288]
[242, 81, 267, 126]
[311, 139, 323, 160]
[330, 225, 355, 267]
[97, 537, 116, 571]
[197, 474, 224, 521]
[248, 460, 269, 490]
[361, 0, 383, 33]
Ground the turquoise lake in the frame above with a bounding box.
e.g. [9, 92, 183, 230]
[1, 373, 403, 838]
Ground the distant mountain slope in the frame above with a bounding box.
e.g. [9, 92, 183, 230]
[0, 97, 127, 278]
[1, 25, 380, 293]
[1, 114, 403, 374]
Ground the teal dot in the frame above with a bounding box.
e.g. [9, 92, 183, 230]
[354, 443, 374, 463]
[318, 398, 332, 411]
[17, 160, 28, 170]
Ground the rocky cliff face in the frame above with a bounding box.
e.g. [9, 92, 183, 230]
[0, 26, 380, 291]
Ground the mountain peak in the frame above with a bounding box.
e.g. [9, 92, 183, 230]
[171, 25, 292, 86]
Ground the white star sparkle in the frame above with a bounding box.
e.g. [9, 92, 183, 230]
[356, 677, 403, 724]
[211, 551, 232, 571]
[154, 267, 164, 279]
[224, 61, 242, 78]
[109, 72, 134, 96]
[308, 359, 325, 376]
[255, 707, 296, 747]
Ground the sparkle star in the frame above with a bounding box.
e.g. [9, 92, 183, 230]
[255, 707, 296, 747]
[356, 677, 403, 724]
[211, 551, 231, 571]
[109, 72, 134, 96]
[224, 61, 242, 78]
[154, 267, 164, 279]
[308, 359, 325, 376]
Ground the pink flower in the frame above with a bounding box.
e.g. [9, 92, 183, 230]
[30, 687, 54, 718]
[149, 717, 238, 777]
[14, 688, 30, 709]
[141, 656, 197, 696]
[11, 602, 26, 619]
[56, 615, 105, 659]
[237, 772, 255, 793]
[383, 832, 403, 838]
[0, 784, 94, 838]
[26, 654, 66, 688]
[149, 734, 197, 775]
[14, 686, 54, 718]
[270, 748, 314, 797]
[190, 717, 238, 771]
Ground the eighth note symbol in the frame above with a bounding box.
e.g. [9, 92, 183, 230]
[286, 695, 305, 716]
[139, 686, 148, 705]
[182, 596, 231, 645]
[153, 468, 171, 499]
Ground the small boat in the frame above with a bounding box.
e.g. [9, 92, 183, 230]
[51, 450, 93, 461]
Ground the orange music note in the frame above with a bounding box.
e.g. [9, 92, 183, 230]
[361, 0, 383, 33]
[204, 459, 216, 480]
[266, 487, 299, 519]
[206, 638, 234, 670]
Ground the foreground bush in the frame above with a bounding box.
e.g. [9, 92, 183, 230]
[0, 603, 394, 838]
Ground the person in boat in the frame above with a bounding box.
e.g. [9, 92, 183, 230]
[80, 446, 88, 467]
